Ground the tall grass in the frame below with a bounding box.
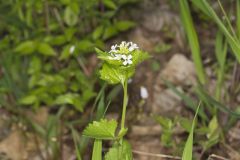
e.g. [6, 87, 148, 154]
[192, 0, 240, 62]
[179, 0, 206, 85]
[215, 31, 227, 101]
[182, 103, 200, 160]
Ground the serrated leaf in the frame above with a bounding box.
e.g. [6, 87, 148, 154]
[131, 50, 150, 66]
[104, 140, 132, 160]
[100, 63, 134, 85]
[83, 119, 117, 139]
[37, 43, 56, 56]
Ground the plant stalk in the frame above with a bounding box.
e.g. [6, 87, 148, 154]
[121, 80, 128, 131]
[117, 80, 129, 160]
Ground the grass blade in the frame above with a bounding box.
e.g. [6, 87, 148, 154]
[196, 85, 240, 118]
[182, 102, 201, 160]
[215, 31, 227, 100]
[71, 127, 82, 160]
[92, 139, 102, 160]
[194, 0, 240, 62]
[179, 0, 206, 84]
[237, 0, 240, 39]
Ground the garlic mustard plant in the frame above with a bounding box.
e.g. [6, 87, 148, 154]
[83, 41, 149, 160]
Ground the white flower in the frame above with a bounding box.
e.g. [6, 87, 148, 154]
[107, 41, 139, 66]
[140, 86, 148, 99]
[122, 55, 132, 66]
[69, 45, 75, 54]
[128, 42, 138, 52]
[110, 44, 118, 53]
[119, 41, 127, 48]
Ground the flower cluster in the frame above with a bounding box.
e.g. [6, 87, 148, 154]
[108, 41, 139, 66]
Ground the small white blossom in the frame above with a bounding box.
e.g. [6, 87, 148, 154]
[107, 41, 139, 66]
[119, 41, 127, 48]
[110, 44, 118, 53]
[128, 43, 138, 52]
[140, 86, 148, 99]
[122, 55, 132, 66]
[69, 45, 75, 54]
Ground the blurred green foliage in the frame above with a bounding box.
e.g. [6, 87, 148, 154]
[0, 0, 137, 111]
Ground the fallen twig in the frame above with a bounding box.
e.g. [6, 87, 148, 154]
[208, 154, 230, 160]
[132, 150, 181, 159]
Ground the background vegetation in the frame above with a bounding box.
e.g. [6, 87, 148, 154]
[1, 0, 240, 160]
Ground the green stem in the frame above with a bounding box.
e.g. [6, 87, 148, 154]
[120, 80, 128, 131]
[117, 80, 128, 160]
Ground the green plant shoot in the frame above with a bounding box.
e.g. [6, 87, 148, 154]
[83, 41, 149, 160]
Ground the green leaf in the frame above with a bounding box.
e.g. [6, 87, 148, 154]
[48, 35, 67, 46]
[28, 56, 42, 74]
[64, 6, 78, 26]
[100, 63, 133, 85]
[19, 95, 37, 105]
[15, 41, 36, 55]
[60, 45, 73, 60]
[193, 0, 240, 63]
[237, 0, 240, 39]
[179, 0, 206, 84]
[71, 128, 82, 160]
[95, 48, 107, 56]
[104, 140, 132, 160]
[131, 50, 150, 66]
[155, 116, 173, 130]
[182, 103, 200, 160]
[202, 116, 220, 150]
[117, 128, 128, 138]
[92, 139, 102, 160]
[208, 116, 218, 138]
[103, 0, 117, 9]
[179, 117, 192, 133]
[83, 119, 117, 139]
[37, 43, 56, 56]
[103, 26, 118, 40]
[115, 21, 136, 31]
[93, 25, 104, 40]
[54, 93, 85, 112]
[78, 40, 93, 53]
